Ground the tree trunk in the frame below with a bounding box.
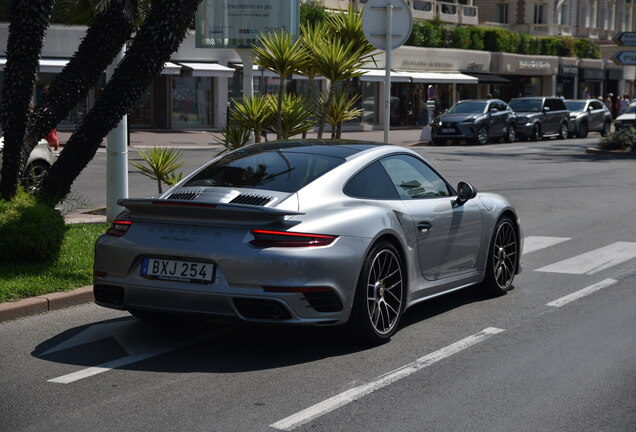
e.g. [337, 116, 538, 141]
[37, 0, 203, 207]
[301, 75, 315, 139]
[317, 83, 334, 139]
[276, 75, 286, 140]
[19, 0, 137, 175]
[0, 0, 55, 201]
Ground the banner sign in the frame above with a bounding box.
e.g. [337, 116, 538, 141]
[195, 0, 299, 49]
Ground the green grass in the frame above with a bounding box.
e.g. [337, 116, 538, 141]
[0, 223, 109, 303]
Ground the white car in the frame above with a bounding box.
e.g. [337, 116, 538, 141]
[0, 136, 57, 188]
[613, 102, 636, 130]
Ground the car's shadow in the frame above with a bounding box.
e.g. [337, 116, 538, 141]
[32, 287, 509, 374]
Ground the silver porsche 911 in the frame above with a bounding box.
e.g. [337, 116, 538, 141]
[94, 140, 522, 344]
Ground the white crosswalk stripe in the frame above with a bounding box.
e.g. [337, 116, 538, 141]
[536, 242, 636, 275]
[523, 236, 571, 255]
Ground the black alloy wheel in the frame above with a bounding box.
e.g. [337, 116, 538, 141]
[577, 121, 589, 138]
[481, 216, 518, 295]
[21, 160, 50, 190]
[350, 241, 405, 345]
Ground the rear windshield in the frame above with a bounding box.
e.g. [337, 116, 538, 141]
[509, 99, 542, 112]
[183, 150, 344, 193]
[447, 101, 487, 114]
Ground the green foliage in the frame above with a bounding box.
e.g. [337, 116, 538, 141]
[0, 189, 66, 263]
[598, 128, 636, 151]
[229, 95, 274, 144]
[319, 91, 364, 138]
[406, 22, 599, 59]
[131, 147, 184, 194]
[267, 93, 314, 140]
[216, 124, 252, 152]
[300, 0, 328, 26]
[0, 222, 108, 302]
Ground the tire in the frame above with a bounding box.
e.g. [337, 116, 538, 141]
[474, 125, 489, 145]
[576, 121, 589, 138]
[529, 124, 541, 141]
[349, 241, 405, 345]
[601, 121, 610, 137]
[558, 122, 569, 140]
[481, 216, 518, 295]
[21, 160, 50, 190]
[504, 124, 516, 143]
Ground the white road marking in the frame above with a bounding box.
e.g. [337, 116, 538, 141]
[523, 236, 571, 255]
[536, 242, 636, 275]
[547, 278, 618, 308]
[270, 327, 505, 431]
[48, 334, 210, 384]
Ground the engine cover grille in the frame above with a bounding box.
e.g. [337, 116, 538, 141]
[230, 193, 273, 206]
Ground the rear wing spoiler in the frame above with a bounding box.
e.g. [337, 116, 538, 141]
[117, 198, 303, 225]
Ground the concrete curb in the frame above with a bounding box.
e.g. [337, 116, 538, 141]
[0, 286, 94, 323]
[586, 147, 636, 157]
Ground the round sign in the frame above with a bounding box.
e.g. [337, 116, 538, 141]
[362, 0, 412, 51]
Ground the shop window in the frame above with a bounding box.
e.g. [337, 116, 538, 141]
[35, 73, 87, 130]
[560, 4, 568, 25]
[171, 76, 213, 128]
[413, 1, 432, 12]
[496, 3, 508, 24]
[130, 88, 153, 128]
[361, 81, 378, 125]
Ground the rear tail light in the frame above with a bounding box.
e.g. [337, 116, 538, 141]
[250, 229, 337, 248]
[107, 220, 133, 237]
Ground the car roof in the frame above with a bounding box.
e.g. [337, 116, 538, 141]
[228, 139, 385, 159]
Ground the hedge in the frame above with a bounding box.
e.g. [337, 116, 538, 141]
[407, 22, 600, 59]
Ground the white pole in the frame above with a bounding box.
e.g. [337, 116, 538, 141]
[384, 3, 393, 144]
[237, 48, 255, 143]
[106, 45, 128, 223]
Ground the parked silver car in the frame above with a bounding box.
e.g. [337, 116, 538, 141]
[564, 99, 611, 138]
[0, 136, 57, 188]
[94, 140, 523, 344]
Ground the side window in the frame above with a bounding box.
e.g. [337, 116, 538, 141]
[591, 100, 603, 110]
[344, 161, 399, 200]
[379, 155, 451, 200]
[554, 99, 566, 111]
[542, 99, 551, 111]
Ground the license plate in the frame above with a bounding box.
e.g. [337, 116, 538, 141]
[441, 128, 455, 133]
[141, 258, 214, 284]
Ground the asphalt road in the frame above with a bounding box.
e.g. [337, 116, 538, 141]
[2, 135, 635, 431]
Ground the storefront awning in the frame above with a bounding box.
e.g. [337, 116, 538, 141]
[0, 58, 70, 73]
[161, 62, 182, 75]
[179, 62, 235, 77]
[403, 72, 479, 84]
[359, 69, 411, 82]
[463, 72, 510, 85]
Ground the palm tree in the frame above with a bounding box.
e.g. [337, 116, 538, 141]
[20, 0, 141, 175]
[228, 95, 274, 144]
[132, 147, 184, 194]
[298, 21, 324, 138]
[267, 93, 314, 140]
[36, 0, 203, 207]
[251, 30, 305, 140]
[320, 91, 364, 139]
[0, 0, 56, 201]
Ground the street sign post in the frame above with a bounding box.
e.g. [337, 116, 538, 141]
[613, 32, 636, 46]
[362, 0, 412, 143]
[612, 51, 636, 65]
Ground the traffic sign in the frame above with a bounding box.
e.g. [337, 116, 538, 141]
[612, 50, 636, 65]
[613, 32, 636, 46]
[362, 0, 412, 51]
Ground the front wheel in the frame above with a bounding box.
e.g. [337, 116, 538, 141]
[504, 125, 516, 143]
[530, 124, 541, 141]
[474, 125, 489, 145]
[601, 121, 610, 137]
[349, 241, 405, 345]
[558, 122, 569, 140]
[22, 160, 50, 190]
[481, 216, 518, 295]
[576, 121, 589, 138]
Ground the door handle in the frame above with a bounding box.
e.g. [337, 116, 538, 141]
[417, 222, 432, 232]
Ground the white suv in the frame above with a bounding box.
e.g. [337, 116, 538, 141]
[0, 136, 57, 189]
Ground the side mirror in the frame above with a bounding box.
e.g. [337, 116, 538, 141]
[489, 107, 498, 113]
[456, 181, 477, 205]
[543, 106, 551, 112]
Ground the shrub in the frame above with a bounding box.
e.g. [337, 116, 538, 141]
[0, 190, 66, 262]
[598, 128, 636, 151]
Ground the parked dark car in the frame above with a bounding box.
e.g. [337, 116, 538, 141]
[508, 97, 570, 141]
[564, 99, 611, 138]
[431, 99, 516, 145]
[613, 102, 636, 130]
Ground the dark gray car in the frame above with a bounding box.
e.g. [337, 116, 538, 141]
[431, 99, 516, 145]
[565, 99, 611, 138]
[509, 97, 570, 141]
